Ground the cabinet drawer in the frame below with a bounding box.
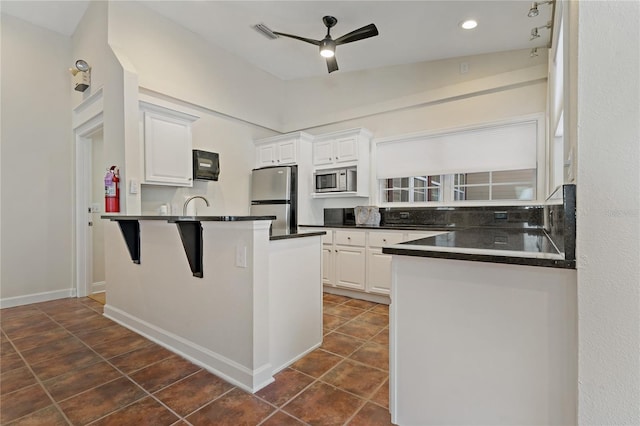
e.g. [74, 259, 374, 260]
[368, 231, 405, 248]
[335, 230, 366, 246]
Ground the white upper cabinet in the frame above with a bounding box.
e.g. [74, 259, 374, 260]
[140, 102, 198, 187]
[254, 133, 312, 168]
[312, 130, 370, 167]
[311, 128, 372, 198]
[312, 136, 358, 166]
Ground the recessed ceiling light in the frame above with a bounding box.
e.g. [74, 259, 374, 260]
[460, 20, 478, 30]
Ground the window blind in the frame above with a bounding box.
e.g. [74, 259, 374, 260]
[376, 121, 538, 179]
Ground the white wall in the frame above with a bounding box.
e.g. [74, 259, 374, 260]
[102, 2, 281, 215]
[574, 1, 640, 424]
[283, 49, 547, 132]
[70, 0, 108, 108]
[0, 15, 73, 303]
[107, 1, 284, 132]
[139, 105, 275, 216]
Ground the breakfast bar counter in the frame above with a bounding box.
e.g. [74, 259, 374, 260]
[101, 215, 324, 393]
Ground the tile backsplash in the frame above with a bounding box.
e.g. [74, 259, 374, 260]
[544, 184, 576, 260]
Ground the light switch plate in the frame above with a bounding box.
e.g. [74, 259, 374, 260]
[129, 179, 139, 194]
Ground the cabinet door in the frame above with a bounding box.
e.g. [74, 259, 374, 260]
[367, 248, 392, 295]
[335, 136, 358, 163]
[144, 111, 193, 186]
[322, 244, 335, 286]
[256, 143, 277, 168]
[313, 140, 334, 166]
[335, 245, 366, 290]
[277, 140, 297, 165]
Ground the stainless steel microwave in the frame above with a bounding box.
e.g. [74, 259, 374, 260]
[314, 168, 357, 193]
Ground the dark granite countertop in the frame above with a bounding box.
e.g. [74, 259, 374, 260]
[269, 230, 327, 241]
[101, 215, 325, 241]
[299, 224, 455, 232]
[101, 215, 276, 222]
[383, 227, 575, 269]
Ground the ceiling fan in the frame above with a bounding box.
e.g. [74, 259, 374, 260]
[263, 16, 379, 74]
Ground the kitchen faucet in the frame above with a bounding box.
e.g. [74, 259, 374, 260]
[183, 195, 210, 216]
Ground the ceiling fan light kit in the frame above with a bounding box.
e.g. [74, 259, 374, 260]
[264, 15, 379, 74]
[320, 38, 336, 58]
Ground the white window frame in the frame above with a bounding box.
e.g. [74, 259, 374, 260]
[380, 176, 443, 203]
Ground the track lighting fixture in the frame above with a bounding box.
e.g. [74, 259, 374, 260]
[530, 21, 552, 41]
[530, 28, 540, 40]
[528, 1, 554, 18]
[68, 59, 91, 92]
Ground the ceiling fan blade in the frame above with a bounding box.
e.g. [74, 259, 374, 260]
[273, 31, 321, 46]
[334, 23, 379, 45]
[326, 56, 338, 73]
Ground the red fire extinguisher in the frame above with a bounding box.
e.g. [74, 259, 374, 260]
[105, 166, 120, 213]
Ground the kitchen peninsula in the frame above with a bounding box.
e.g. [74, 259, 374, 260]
[101, 215, 325, 392]
[385, 186, 578, 425]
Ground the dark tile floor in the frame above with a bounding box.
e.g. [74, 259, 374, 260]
[0, 293, 392, 425]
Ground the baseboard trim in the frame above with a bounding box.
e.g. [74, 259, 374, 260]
[271, 341, 321, 375]
[91, 281, 106, 293]
[103, 305, 274, 393]
[0, 288, 77, 309]
[323, 286, 390, 305]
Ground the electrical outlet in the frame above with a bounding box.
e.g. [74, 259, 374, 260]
[459, 62, 469, 74]
[236, 246, 247, 268]
[494, 211, 508, 220]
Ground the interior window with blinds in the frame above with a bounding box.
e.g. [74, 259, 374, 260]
[376, 120, 539, 204]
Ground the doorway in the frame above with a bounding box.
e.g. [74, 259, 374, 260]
[75, 113, 106, 302]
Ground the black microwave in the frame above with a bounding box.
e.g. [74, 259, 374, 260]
[314, 168, 357, 193]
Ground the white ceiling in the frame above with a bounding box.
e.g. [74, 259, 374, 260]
[1, 0, 553, 80]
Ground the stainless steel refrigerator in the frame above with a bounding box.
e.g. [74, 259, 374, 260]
[250, 165, 297, 235]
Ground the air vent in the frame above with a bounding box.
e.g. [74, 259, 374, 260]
[253, 23, 279, 40]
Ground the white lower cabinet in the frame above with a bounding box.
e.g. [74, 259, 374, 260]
[366, 248, 393, 295]
[301, 227, 449, 300]
[322, 245, 334, 286]
[335, 245, 366, 290]
[365, 231, 405, 295]
[333, 229, 366, 291]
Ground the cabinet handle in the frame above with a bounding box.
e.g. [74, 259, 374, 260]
[347, 236, 351, 240]
[383, 239, 387, 242]
[329, 157, 332, 161]
[335, 249, 338, 253]
[336, 156, 339, 159]
[277, 159, 280, 162]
